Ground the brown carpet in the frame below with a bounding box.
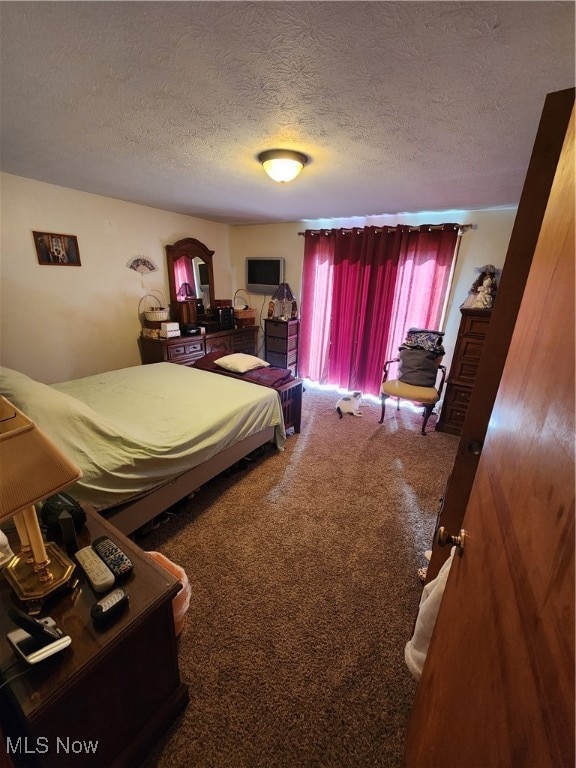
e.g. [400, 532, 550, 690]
[140, 386, 458, 768]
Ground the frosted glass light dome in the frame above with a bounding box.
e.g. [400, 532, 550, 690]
[257, 149, 310, 183]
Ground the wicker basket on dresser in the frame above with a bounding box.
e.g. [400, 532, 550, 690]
[436, 308, 492, 436]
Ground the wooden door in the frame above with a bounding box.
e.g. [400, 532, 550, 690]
[427, 87, 575, 582]
[405, 107, 574, 766]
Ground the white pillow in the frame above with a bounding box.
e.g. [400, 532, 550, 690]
[214, 353, 270, 374]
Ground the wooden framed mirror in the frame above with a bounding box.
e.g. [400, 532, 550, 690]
[166, 237, 215, 323]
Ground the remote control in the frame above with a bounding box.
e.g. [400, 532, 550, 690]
[92, 536, 133, 579]
[75, 546, 115, 593]
[8, 607, 62, 643]
[90, 587, 129, 624]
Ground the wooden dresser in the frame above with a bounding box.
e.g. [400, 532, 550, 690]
[139, 326, 259, 367]
[436, 308, 492, 436]
[0, 508, 188, 768]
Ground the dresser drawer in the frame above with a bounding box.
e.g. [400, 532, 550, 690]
[167, 340, 204, 362]
[267, 336, 297, 354]
[205, 335, 232, 355]
[451, 358, 481, 383]
[459, 337, 485, 361]
[266, 320, 297, 339]
[461, 312, 491, 337]
[451, 387, 472, 407]
[231, 330, 257, 354]
[437, 385, 471, 434]
[443, 401, 469, 428]
[444, 385, 471, 420]
[266, 351, 289, 368]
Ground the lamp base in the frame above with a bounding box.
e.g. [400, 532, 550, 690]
[3, 542, 77, 614]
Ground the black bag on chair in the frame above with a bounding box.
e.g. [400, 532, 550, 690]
[398, 328, 445, 387]
[398, 348, 442, 387]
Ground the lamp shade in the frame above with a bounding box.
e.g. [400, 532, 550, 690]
[257, 149, 309, 183]
[0, 397, 82, 519]
[271, 282, 295, 302]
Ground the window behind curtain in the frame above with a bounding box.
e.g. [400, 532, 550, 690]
[299, 224, 459, 397]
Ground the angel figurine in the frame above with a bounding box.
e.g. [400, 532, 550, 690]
[462, 264, 498, 309]
[473, 276, 494, 308]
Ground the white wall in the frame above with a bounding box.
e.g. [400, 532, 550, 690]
[0, 173, 230, 382]
[1, 171, 517, 385]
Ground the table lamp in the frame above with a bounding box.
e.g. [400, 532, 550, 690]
[271, 282, 295, 320]
[0, 396, 82, 612]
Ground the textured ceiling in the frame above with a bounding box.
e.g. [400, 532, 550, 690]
[1, 2, 574, 225]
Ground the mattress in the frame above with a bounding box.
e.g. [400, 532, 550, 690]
[0, 364, 285, 510]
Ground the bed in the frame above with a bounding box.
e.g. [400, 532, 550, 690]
[0, 364, 285, 535]
[192, 351, 303, 433]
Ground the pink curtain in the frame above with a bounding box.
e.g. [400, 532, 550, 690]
[174, 259, 196, 298]
[384, 226, 458, 378]
[299, 230, 335, 383]
[299, 224, 459, 397]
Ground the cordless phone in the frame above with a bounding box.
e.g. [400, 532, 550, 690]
[7, 608, 72, 664]
[8, 607, 61, 642]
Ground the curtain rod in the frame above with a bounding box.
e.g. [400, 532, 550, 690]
[298, 223, 477, 236]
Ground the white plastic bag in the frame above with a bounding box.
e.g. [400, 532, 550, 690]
[147, 551, 191, 636]
[405, 548, 455, 681]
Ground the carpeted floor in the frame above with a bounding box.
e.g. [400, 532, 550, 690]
[140, 386, 458, 768]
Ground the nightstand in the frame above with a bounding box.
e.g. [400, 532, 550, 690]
[0, 509, 188, 767]
[264, 319, 299, 376]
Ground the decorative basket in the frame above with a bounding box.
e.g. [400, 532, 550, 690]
[145, 307, 170, 322]
[139, 291, 170, 328]
[234, 308, 257, 328]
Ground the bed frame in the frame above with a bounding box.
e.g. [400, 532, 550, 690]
[275, 378, 303, 434]
[102, 426, 275, 536]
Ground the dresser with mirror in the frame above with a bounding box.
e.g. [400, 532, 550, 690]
[139, 237, 259, 367]
[166, 236, 216, 326]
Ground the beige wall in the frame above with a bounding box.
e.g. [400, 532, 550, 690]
[1, 171, 517, 385]
[0, 173, 230, 382]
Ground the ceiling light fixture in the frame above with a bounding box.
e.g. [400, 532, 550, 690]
[257, 149, 310, 183]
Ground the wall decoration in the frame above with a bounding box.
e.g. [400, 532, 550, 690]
[33, 231, 81, 266]
[126, 255, 158, 275]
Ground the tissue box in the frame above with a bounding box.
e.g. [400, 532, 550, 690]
[160, 322, 180, 338]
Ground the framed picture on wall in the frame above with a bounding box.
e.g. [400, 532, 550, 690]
[33, 231, 81, 266]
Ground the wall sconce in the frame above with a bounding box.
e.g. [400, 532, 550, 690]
[0, 397, 82, 612]
[257, 149, 310, 183]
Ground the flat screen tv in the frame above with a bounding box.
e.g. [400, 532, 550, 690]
[246, 257, 285, 294]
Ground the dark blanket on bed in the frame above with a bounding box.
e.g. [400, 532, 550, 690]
[192, 351, 294, 389]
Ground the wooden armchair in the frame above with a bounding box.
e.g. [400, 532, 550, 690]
[378, 358, 447, 435]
